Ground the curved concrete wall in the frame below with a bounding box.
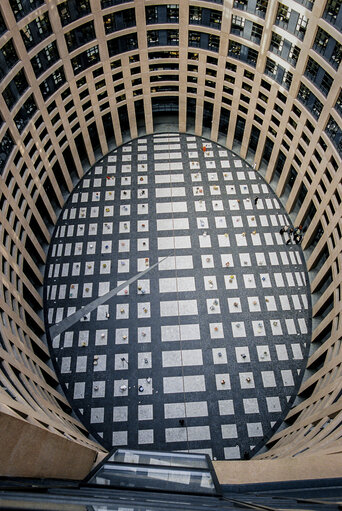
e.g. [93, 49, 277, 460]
[0, 0, 341, 476]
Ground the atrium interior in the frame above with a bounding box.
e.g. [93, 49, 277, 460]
[0, 0, 341, 498]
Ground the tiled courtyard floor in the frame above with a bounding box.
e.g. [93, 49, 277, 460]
[44, 133, 311, 460]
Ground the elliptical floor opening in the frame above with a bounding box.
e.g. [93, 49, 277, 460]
[44, 133, 311, 460]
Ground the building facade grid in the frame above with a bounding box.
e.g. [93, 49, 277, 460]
[0, 0, 341, 474]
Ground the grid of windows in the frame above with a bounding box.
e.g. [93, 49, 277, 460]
[0, 3, 338, 175]
[228, 41, 258, 66]
[189, 31, 220, 52]
[151, 74, 178, 82]
[107, 34, 138, 56]
[269, 32, 301, 67]
[0, 40, 19, 81]
[14, 95, 37, 133]
[265, 58, 293, 90]
[335, 89, 342, 117]
[231, 16, 263, 44]
[31, 42, 60, 78]
[39, 66, 66, 100]
[0, 9, 7, 35]
[251, 22, 263, 43]
[2, 69, 28, 110]
[233, 0, 268, 19]
[270, 32, 283, 53]
[58, 0, 91, 26]
[101, 0, 132, 7]
[325, 115, 342, 156]
[276, 3, 291, 25]
[0, 0, 341, 474]
[0, 130, 14, 174]
[71, 46, 100, 74]
[9, 0, 44, 21]
[297, 82, 324, 119]
[104, 8, 136, 34]
[21, 12, 52, 50]
[313, 27, 342, 70]
[147, 30, 179, 47]
[65, 21, 96, 52]
[292, 0, 314, 10]
[146, 5, 179, 24]
[323, 0, 342, 27]
[275, 3, 308, 40]
[149, 50, 179, 59]
[289, 44, 301, 66]
[231, 15, 245, 35]
[304, 57, 334, 97]
[189, 6, 222, 29]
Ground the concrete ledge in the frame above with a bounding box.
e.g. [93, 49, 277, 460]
[0, 412, 102, 480]
[213, 453, 342, 485]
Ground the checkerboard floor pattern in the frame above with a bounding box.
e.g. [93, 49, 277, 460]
[44, 133, 311, 460]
